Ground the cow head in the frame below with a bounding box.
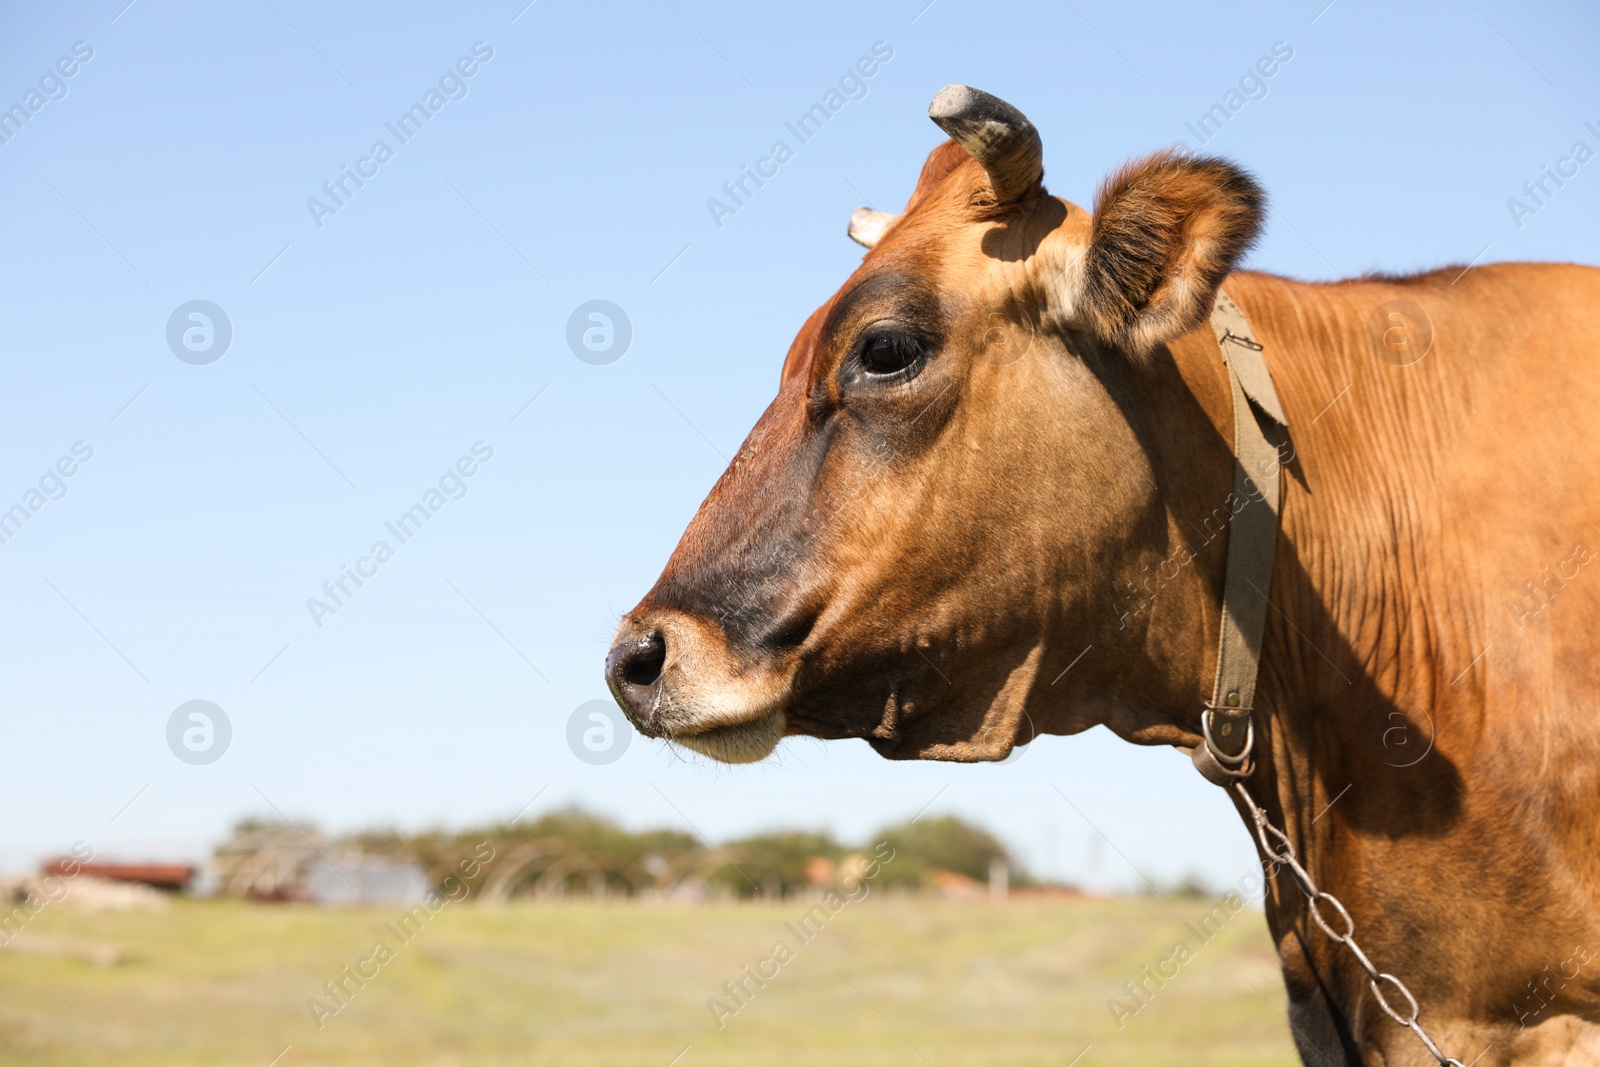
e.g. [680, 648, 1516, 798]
[606, 86, 1264, 764]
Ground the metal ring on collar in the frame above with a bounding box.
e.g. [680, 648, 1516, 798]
[1203, 711, 1254, 766]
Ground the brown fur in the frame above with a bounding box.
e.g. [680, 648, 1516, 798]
[610, 110, 1600, 1065]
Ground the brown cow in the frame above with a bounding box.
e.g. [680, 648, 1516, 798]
[606, 85, 1600, 1064]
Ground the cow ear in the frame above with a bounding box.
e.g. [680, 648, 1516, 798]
[1077, 152, 1264, 355]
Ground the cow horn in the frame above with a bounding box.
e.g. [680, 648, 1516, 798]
[847, 206, 898, 248]
[928, 84, 1043, 204]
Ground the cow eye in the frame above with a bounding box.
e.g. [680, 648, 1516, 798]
[859, 331, 925, 377]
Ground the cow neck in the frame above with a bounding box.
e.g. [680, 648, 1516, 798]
[1188, 290, 1289, 786]
[1177, 295, 1469, 1067]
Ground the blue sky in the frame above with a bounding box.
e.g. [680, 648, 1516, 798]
[1, 0, 1594, 891]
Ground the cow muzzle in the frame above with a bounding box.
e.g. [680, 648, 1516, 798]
[604, 610, 790, 763]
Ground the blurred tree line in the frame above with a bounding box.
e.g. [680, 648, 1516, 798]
[221, 807, 1030, 902]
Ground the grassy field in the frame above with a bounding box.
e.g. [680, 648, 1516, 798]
[0, 895, 1299, 1067]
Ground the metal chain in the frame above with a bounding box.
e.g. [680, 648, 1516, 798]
[1229, 777, 1466, 1066]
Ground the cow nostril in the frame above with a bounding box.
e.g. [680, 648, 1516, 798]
[619, 631, 667, 688]
[605, 628, 669, 731]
